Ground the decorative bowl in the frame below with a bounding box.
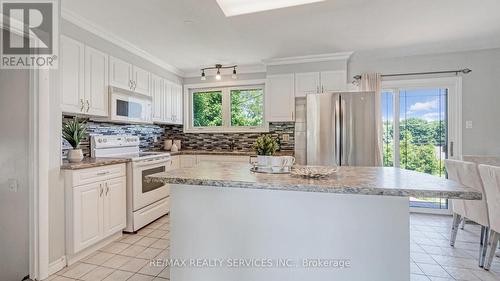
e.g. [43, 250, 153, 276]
[290, 165, 338, 178]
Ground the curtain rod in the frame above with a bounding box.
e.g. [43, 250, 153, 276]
[353, 68, 472, 80]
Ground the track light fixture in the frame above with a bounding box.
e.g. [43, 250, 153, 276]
[200, 64, 238, 81]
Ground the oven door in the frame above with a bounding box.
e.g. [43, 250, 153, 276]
[132, 158, 170, 211]
[110, 90, 152, 123]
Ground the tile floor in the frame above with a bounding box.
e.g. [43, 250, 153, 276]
[45, 213, 500, 281]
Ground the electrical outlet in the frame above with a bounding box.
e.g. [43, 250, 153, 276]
[8, 179, 18, 192]
[465, 120, 473, 129]
[282, 134, 290, 143]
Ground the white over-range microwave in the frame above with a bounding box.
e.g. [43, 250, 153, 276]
[109, 86, 152, 124]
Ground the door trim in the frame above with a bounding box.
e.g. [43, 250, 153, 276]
[381, 77, 462, 215]
[382, 77, 463, 160]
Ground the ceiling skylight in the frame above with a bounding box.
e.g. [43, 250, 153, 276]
[216, 0, 325, 17]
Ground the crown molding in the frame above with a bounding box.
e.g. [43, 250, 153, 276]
[183, 63, 266, 78]
[262, 52, 353, 66]
[61, 8, 184, 77]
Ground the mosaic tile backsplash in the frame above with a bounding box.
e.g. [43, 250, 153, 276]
[161, 123, 295, 151]
[62, 116, 164, 158]
[62, 116, 295, 158]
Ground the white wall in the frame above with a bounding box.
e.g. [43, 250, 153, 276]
[0, 69, 30, 280]
[349, 47, 500, 155]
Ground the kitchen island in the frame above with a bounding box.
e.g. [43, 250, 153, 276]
[149, 162, 481, 281]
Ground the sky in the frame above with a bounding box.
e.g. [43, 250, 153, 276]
[382, 88, 447, 122]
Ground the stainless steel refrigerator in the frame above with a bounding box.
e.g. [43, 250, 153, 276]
[306, 91, 378, 166]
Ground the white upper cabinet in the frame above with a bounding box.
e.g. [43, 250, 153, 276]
[266, 74, 295, 122]
[84, 46, 109, 117]
[172, 83, 183, 125]
[295, 72, 320, 97]
[162, 80, 173, 123]
[151, 74, 163, 122]
[320, 71, 347, 92]
[60, 35, 85, 114]
[294, 70, 347, 96]
[110, 56, 151, 95]
[61, 36, 108, 116]
[132, 66, 151, 96]
[109, 56, 133, 90]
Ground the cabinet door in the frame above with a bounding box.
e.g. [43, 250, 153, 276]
[103, 177, 126, 237]
[73, 181, 103, 253]
[60, 36, 85, 114]
[172, 84, 183, 124]
[85, 46, 109, 117]
[180, 155, 197, 168]
[265, 74, 295, 122]
[151, 74, 163, 122]
[295, 72, 320, 97]
[133, 66, 151, 96]
[163, 81, 173, 123]
[169, 156, 180, 170]
[320, 71, 347, 93]
[109, 56, 133, 90]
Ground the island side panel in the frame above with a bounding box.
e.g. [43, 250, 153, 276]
[169, 184, 410, 281]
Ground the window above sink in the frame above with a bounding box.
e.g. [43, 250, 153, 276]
[185, 84, 269, 133]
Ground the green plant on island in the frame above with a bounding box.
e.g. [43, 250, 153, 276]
[254, 135, 278, 156]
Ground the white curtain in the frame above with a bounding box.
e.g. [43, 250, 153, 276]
[359, 73, 383, 166]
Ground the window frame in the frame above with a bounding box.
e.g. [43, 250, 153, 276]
[185, 84, 269, 133]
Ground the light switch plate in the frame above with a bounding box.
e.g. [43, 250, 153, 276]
[8, 178, 18, 192]
[465, 120, 473, 129]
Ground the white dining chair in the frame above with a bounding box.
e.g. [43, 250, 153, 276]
[445, 159, 490, 267]
[478, 164, 500, 270]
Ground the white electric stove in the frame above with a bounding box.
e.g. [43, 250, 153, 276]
[91, 135, 171, 232]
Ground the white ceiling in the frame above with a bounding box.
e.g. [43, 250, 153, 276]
[61, 0, 500, 75]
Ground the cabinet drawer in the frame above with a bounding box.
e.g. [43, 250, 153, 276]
[70, 164, 126, 187]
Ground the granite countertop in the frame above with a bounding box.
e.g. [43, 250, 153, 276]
[168, 150, 295, 156]
[148, 162, 482, 200]
[61, 157, 130, 170]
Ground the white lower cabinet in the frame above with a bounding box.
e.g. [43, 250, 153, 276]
[65, 164, 126, 255]
[178, 154, 250, 168]
[103, 177, 127, 237]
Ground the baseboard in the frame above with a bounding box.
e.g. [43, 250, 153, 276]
[48, 256, 67, 276]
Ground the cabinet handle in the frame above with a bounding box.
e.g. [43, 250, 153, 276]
[85, 100, 90, 112]
[80, 99, 85, 112]
[105, 182, 109, 196]
[317, 86, 319, 93]
[128, 80, 132, 90]
[322, 85, 325, 93]
[97, 171, 110, 176]
[132, 81, 137, 90]
[99, 184, 103, 197]
[291, 111, 294, 120]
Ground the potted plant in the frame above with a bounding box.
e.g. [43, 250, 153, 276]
[253, 135, 278, 167]
[62, 117, 88, 162]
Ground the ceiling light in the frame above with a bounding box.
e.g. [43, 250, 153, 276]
[200, 64, 237, 81]
[232, 67, 237, 79]
[216, 0, 325, 17]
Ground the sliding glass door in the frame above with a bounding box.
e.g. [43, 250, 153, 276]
[381, 78, 461, 213]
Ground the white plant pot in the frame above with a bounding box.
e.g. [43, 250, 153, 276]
[257, 155, 271, 167]
[68, 149, 84, 162]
